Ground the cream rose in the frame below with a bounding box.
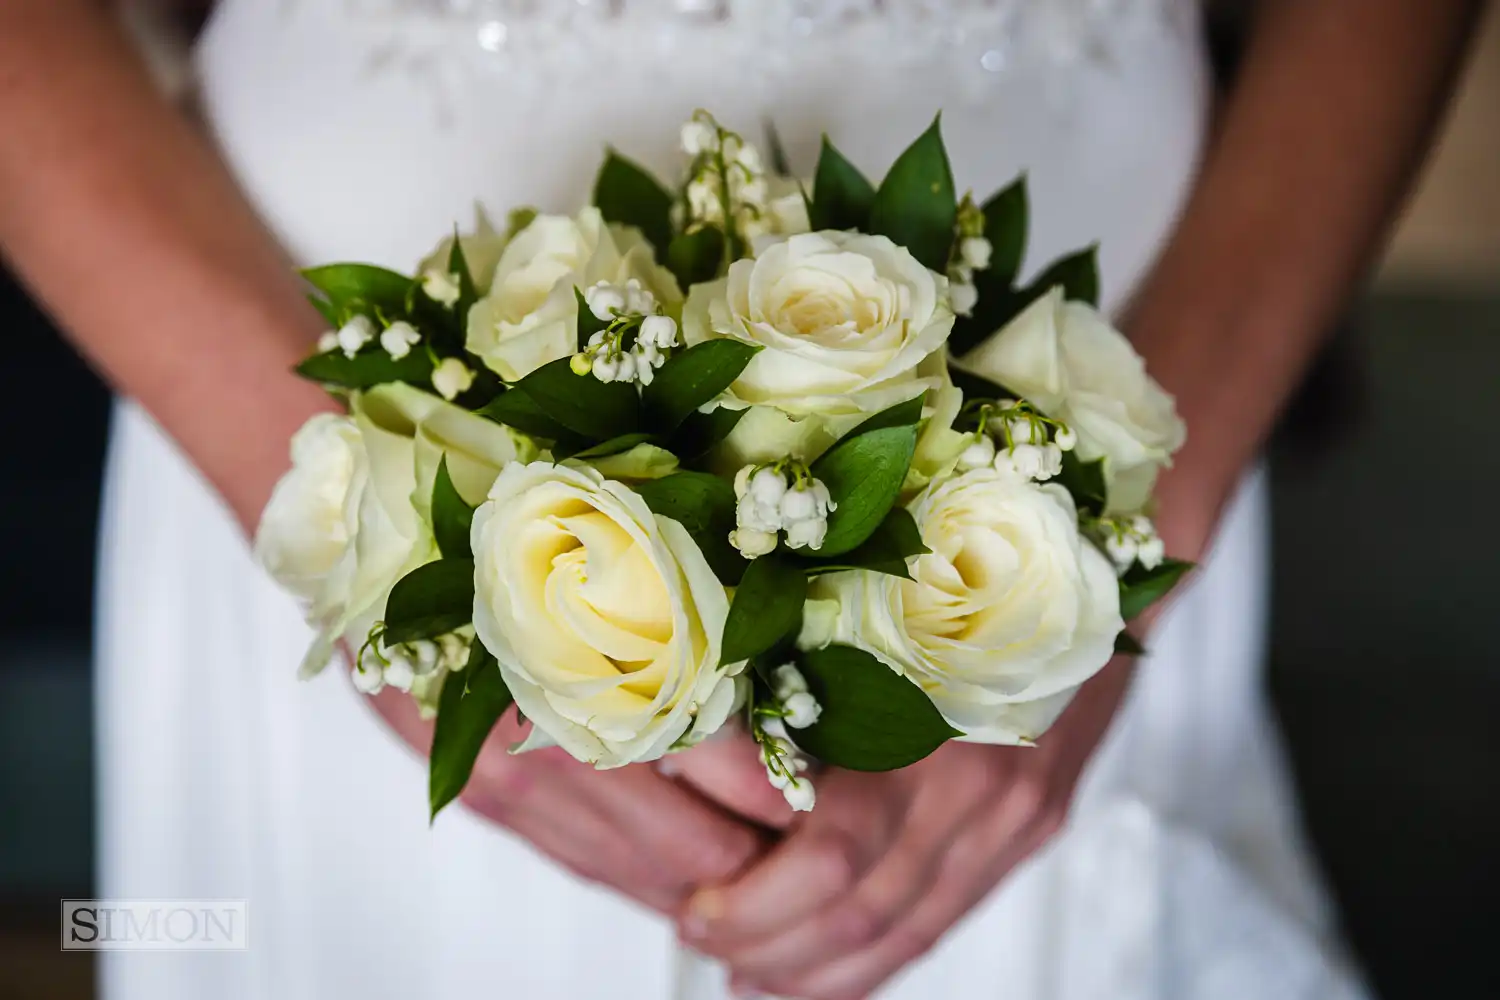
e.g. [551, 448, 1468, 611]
[961, 288, 1186, 513]
[255, 385, 533, 675]
[466, 207, 680, 381]
[801, 469, 1123, 744]
[471, 462, 745, 767]
[684, 231, 953, 414]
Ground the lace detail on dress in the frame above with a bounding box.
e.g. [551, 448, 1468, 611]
[335, 0, 1196, 108]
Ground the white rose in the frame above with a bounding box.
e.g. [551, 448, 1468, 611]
[466, 207, 681, 381]
[684, 230, 953, 414]
[255, 386, 533, 675]
[471, 462, 745, 767]
[960, 287, 1185, 513]
[801, 469, 1123, 744]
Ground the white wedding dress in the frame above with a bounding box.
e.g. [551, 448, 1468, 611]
[98, 2, 1370, 998]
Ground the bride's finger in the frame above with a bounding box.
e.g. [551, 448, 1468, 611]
[460, 758, 690, 913]
[664, 731, 797, 830]
[719, 753, 988, 983]
[574, 761, 769, 888]
[682, 771, 905, 947]
[770, 799, 1061, 1000]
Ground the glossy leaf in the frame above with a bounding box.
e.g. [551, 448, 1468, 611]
[720, 555, 807, 667]
[383, 558, 475, 645]
[641, 340, 760, 431]
[593, 151, 675, 257]
[429, 642, 513, 820]
[1119, 558, 1193, 621]
[792, 644, 961, 771]
[809, 136, 876, 231]
[867, 116, 957, 272]
[635, 471, 747, 585]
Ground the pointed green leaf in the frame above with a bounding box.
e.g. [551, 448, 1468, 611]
[764, 118, 793, 177]
[1056, 453, 1108, 518]
[511, 356, 640, 442]
[793, 644, 960, 771]
[446, 230, 480, 315]
[429, 642, 513, 820]
[868, 116, 957, 272]
[799, 507, 928, 579]
[565, 432, 658, 460]
[843, 393, 926, 438]
[1119, 558, 1193, 621]
[636, 471, 747, 585]
[669, 406, 747, 461]
[1027, 244, 1099, 307]
[721, 554, 807, 667]
[809, 136, 876, 231]
[593, 151, 675, 256]
[809, 424, 920, 557]
[432, 456, 476, 560]
[383, 558, 475, 645]
[982, 175, 1028, 289]
[295, 348, 434, 390]
[641, 340, 760, 431]
[667, 227, 726, 288]
[302, 263, 414, 318]
[476, 387, 584, 450]
[1114, 631, 1147, 656]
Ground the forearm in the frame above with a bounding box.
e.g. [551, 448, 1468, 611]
[1131, 0, 1485, 558]
[0, 1, 335, 533]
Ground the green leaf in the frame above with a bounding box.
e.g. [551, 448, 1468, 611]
[1114, 631, 1147, 656]
[593, 151, 675, 256]
[1119, 558, 1193, 621]
[1027, 244, 1100, 307]
[446, 229, 480, 315]
[574, 286, 611, 353]
[431, 456, 475, 560]
[792, 644, 960, 771]
[667, 227, 725, 289]
[566, 432, 658, 460]
[635, 471, 747, 585]
[1056, 453, 1108, 518]
[383, 558, 475, 645]
[429, 642, 513, 820]
[295, 348, 434, 390]
[799, 507, 928, 579]
[302, 263, 414, 318]
[306, 293, 341, 327]
[669, 406, 746, 461]
[982, 175, 1028, 288]
[809, 136, 876, 231]
[476, 387, 584, 449]
[721, 554, 808, 667]
[764, 118, 793, 177]
[641, 340, 760, 431]
[809, 398, 924, 557]
[868, 116, 957, 273]
[511, 357, 640, 442]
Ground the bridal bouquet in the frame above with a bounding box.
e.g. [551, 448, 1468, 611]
[256, 112, 1190, 817]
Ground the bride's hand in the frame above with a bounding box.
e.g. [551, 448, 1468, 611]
[677, 658, 1134, 1000]
[369, 689, 769, 916]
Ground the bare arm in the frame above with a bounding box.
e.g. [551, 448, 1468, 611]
[1136, 0, 1487, 560]
[0, 0, 764, 905]
[0, 1, 332, 531]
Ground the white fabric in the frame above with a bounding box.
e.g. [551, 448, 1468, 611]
[97, 2, 1369, 997]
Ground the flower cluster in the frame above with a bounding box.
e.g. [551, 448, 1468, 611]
[263, 111, 1191, 817]
[570, 279, 681, 385]
[947, 194, 993, 317]
[730, 462, 836, 557]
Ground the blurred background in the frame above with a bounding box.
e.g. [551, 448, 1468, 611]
[2, 4, 1498, 998]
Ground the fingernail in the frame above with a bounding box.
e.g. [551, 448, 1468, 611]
[682, 889, 724, 940]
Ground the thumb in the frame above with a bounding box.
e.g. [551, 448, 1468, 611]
[663, 730, 797, 832]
